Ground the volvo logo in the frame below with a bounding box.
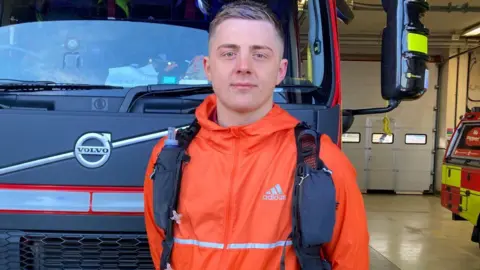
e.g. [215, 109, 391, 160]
[74, 133, 112, 169]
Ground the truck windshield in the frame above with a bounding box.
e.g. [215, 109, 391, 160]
[0, 0, 323, 90]
[449, 122, 480, 164]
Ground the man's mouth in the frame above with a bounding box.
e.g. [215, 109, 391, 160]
[231, 83, 256, 89]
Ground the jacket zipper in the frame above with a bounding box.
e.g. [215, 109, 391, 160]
[219, 139, 238, 268]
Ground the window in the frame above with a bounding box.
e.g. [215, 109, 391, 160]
[405, 134, 427, 145]
[450, 123, 480, 160]
[0, 0, 332, 104]
[372, 133, 394, 144]
[342, 132, 361, 143]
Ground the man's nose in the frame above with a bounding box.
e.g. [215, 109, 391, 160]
[235, 53, 252, 73]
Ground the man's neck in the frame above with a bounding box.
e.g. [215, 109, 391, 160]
[215, 100, 273, 127]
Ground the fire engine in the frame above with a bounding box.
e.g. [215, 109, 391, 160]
[441, 108, 480, 248]
[0, 0, 429, 268]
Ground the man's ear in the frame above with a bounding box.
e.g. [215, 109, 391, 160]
[276, 59, 289, 85]
[203, 56, 212, 81]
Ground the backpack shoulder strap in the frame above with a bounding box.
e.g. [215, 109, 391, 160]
[150, 118, 201, 270]
[294, 121, 322, 170]
[287, 122, 335, 270]
[176, 118, 201, 149]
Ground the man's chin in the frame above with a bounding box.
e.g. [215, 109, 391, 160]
[216, 92, 271, 114]
[228, 103, 258, 114]
[223, 94, 255, 110]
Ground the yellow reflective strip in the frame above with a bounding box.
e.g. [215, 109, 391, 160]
[441, 164, 447, 184]
[98, 0, 129, 17]
[306, 46, 312, 81]
[116, 0, 130, 17]
[407, 33, 428, 54]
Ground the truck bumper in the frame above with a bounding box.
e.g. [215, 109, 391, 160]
[0, 213, 154, 269]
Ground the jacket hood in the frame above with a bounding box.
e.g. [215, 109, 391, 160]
[194, 94, 300, 153]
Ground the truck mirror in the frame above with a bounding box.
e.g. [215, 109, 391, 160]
[342, 110, 354, 133]
[381, 0, 430, 101]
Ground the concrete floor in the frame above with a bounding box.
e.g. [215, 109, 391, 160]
[366, 195, 480, 270]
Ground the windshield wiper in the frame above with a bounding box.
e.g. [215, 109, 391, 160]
[120, 84, 213, 112]
[0, 79, 57, 84]
[145, 84, 213, 95]
[0, 80, 124, 91]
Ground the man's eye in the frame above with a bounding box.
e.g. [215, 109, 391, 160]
[254, 53, 267, 59]
[222, 52, 236, 58]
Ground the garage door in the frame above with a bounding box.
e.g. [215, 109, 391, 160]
[341, 61, 438, 194]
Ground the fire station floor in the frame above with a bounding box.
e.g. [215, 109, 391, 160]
[366, 194, 480, 270]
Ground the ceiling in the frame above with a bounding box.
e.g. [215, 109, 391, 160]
[298, 0, 480, 58]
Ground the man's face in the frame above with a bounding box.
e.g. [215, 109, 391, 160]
[203, 18, 288, 113]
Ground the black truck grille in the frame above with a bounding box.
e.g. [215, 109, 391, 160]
[0, 231, 154, 270]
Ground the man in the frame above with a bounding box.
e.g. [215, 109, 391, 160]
[143, 1, 370, 269]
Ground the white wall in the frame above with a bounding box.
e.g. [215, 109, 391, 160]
[466, 49, 480, 110]
[435, 60, 449, 193]
[440, 48, 479, 132]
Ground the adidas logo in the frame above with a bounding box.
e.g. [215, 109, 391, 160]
[263, 184, 286, 201]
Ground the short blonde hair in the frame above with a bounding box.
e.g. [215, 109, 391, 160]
[208, 0, 284, 46]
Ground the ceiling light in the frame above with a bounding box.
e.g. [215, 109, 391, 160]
[463, 23, 480, 37]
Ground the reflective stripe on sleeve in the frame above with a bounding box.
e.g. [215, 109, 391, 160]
[228, 241, 292, 249]
[174, 238, 225, 249]
[173, 237, 292, 250]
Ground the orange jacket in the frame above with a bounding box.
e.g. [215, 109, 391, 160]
[144, 94, 370, 270]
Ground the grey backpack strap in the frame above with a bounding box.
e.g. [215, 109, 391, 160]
[281, 122, 336, 270]
[150, 119, 200, 270]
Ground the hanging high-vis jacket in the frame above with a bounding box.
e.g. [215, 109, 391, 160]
[143, 94, 370, 270]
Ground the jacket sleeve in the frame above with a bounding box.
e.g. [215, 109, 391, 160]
[144, 138, 166, 270]
[319, 135, 370, 270]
